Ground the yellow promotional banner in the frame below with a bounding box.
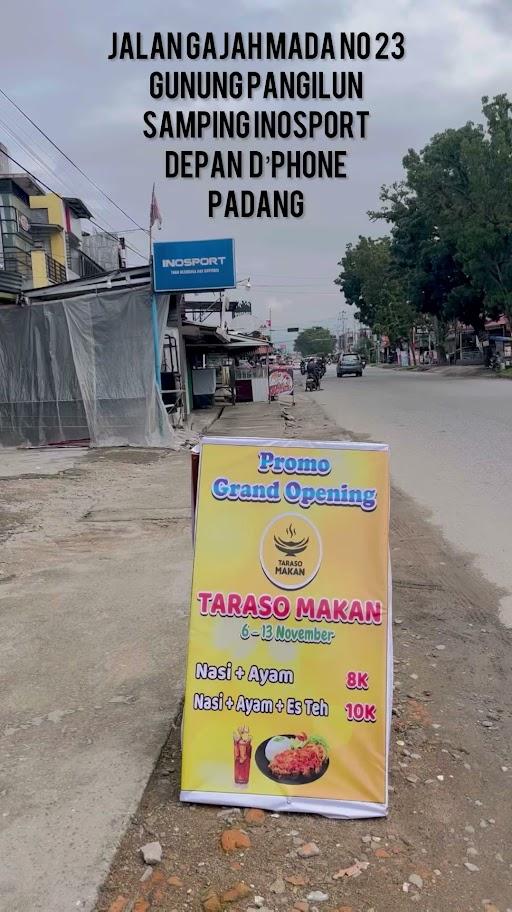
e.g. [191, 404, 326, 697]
[181, 437, 392, 818]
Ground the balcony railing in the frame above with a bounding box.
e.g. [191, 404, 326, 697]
[0, 249, 33, 279]
[68, 248, 105, 280]
[79, 250, 105, 279]
[45, 253, 67, 285]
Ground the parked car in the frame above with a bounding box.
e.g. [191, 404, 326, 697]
[337, 353, 363, 377]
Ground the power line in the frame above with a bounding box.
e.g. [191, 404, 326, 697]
[0, 149, 147, 263]
[0, 114, 123, 237]
[0, 116, 85, 202]
[0, 88, 148, 234]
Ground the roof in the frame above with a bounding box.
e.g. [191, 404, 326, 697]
[486, 316, 510, 329]
[182, 320, 270, 353]
[26, 265, 152, 301]
[7, 172, 45, 196]
[64, 197, 93, 219]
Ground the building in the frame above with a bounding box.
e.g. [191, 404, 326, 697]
[81, 230, 125, 272]
[445, 316, 512, 365]
[0, 266, 176, 447]
[0, 169, 39, 299]
[0, 259, 273, 447]
[30, 191, 106, 286]
[0, 146, 107, 302]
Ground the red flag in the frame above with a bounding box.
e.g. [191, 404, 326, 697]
[150, 183, 162, 230]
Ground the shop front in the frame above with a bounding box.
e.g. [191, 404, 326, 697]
[182, 321, 271, 410]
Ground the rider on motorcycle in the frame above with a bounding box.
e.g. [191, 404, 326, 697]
[306, 357, 322, 389]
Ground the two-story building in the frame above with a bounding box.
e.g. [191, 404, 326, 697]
[0, 151, 107, 302]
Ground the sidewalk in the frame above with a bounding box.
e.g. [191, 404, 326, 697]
[0, 400, 300, 912]
[95, 395, 512, 912]
[0, 445, 194, 912]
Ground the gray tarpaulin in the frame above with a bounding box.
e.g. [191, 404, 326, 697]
[0, 285, 174, 448]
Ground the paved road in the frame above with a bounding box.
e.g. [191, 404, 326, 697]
[316, 366, 512, 627]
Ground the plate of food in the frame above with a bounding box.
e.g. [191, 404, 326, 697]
[255, 732, 329, 784]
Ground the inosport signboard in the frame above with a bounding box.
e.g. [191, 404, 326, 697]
[153, 238, 236, 292]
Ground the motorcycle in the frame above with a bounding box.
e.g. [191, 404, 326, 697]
[300, 360, 306, 375]
[490, 351, 502, 372]
[305, 371, 320, 391]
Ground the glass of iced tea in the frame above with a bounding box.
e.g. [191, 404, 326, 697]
[233, 726, 252, 785]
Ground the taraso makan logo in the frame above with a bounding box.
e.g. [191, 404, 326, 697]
[274, 521, 309, 558]
[260, 512, 322, 590]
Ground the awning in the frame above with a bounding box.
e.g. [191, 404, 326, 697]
[182, 320, 270, 353]
[64, 197, 93, 219]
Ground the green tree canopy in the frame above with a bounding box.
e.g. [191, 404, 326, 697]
[335, 236, 391, 327]
[294, 326, 335, 357]
[337, 93, 512, 349]
[335, 236, 417, 349]
[369, 94, 512, 325]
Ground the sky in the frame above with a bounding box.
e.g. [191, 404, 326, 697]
[2, 0, 512, 348]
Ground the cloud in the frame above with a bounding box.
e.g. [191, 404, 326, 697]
[342, 0, 512, 91]
[2, 0, 512, 329]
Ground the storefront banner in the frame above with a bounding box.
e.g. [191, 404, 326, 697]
[269, 366, 294, 398]
[181, 437, 392, 818]
[152, 237, 236, 292]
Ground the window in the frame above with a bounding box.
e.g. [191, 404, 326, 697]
[0, 205, 19, 235]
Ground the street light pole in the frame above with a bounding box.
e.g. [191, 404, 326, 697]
[340, 309, 347, 352]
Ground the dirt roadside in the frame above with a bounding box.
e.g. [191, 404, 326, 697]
[0, 445, 195, 912]
[96, 396, 512, 912]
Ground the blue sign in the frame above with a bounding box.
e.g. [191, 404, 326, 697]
[152, 238, 236, 293]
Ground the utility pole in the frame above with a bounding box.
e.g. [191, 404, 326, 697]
[340, 309, 347, 352]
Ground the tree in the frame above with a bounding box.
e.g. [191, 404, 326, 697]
[294, 326, 335, 357]
[336, 94, 512, 356]
[443, 95, 512, 319]
[335, 235, 418, 352]
[372, 95, 512, 327]
[355, 335, 373, 362]
[370, 184, 480, 325]
[335, 237, 392, 327]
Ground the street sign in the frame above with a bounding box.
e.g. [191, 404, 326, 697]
[287, 327, 299, 332]
[152, 238, 236, 293]
[181, 438, 391, 818]
[269, 366, 294, 399]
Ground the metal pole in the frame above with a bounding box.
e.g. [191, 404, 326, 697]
[151, 292, 161, 389]
[149, 182, 154, 263]
[220, 291, 227, 331]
